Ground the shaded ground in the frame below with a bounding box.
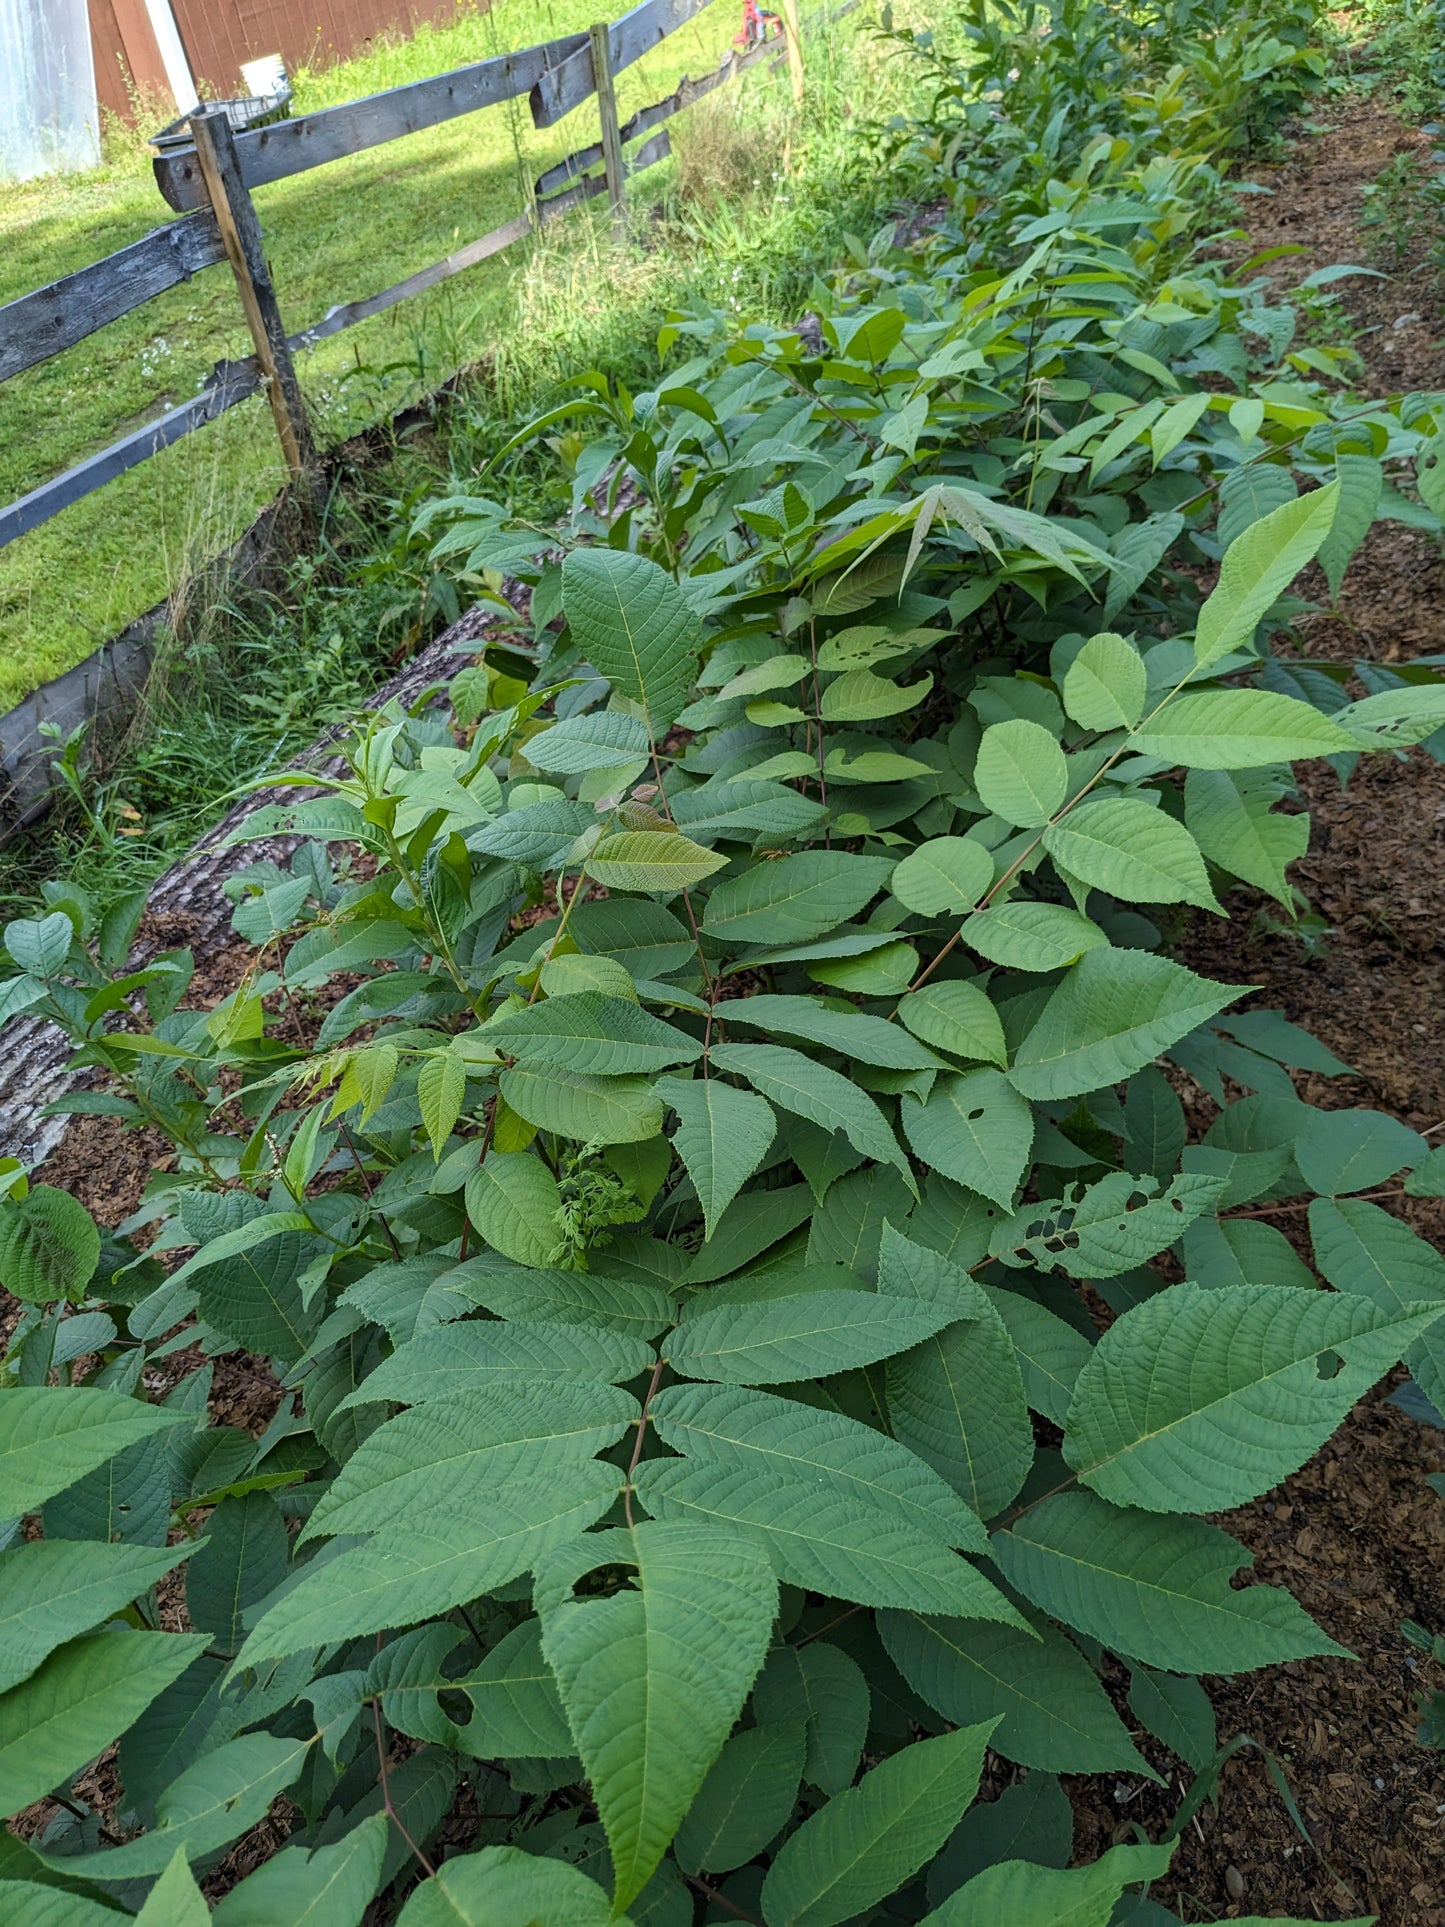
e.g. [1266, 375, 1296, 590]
[1074, 88, 1445, 1926]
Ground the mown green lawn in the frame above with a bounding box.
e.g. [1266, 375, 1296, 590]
[0, 0, 765, 710]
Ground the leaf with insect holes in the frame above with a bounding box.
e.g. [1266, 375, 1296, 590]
[991, 1491, 1347, 1673]
[562, 548, 705, 736]
[1065, 1282, 1445, 1511]
[901, 1070, 1033, 1208]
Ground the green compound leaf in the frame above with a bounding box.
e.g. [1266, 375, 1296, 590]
[1193, 481, 1338, 670]
[725, 994, 944, 1070]
[0, 1629, 206, 1820]
[634, 1454, 1026, 1624]
[897, 981, 1007, 1066]
[657, 1075, 777, 1238]
[535, 1520, 778, 1912]
[701, 853, 896, 946]
[992, 1491, 1347, 1673]
[664, 1289, 955, 1386]
[304, 1379, 637, 1539]
[449, 1261, 674, 1337]
[585, 831, 727, 893]
[673, 1720, 807, 1875]
[973, 719, 1068, 828]
[1062, 633, 1147, 732]
[0, 1538, 193, 1695]
[1309, 1195, 1445, 1413]
[890, 838, 994, 916]
[900, 1068, 1034, 1208]
[484, 993, 702, 1075]
[562, 547, 705, 737]
[464, 1154, 564, 1268]
[918, 1840, 1174, 1926]
[649, 1380, 987, 1552]
[211, 1813, 389, 1927]
[454, 1616, 573, 1760]
[760, 1725, 997, 1927]
[0, 1187, 100, 1304]
[396, 1844, 623, 1926]
[1009, 949, 1244, 1100]
[339, 1319, 654, 1411]
[709, 1043, 913, 1184]
[40, 1732, 311, 1881]
[1064, 1281, 1445, 1511]
[1127, 1667, 1216, 1773]
[522, 710, 650, 774]
[1043, 798, 1220, 911]
[961, 901, 1108, 973]
[239, 1473, 619, 1668]
[878, 1228, 1034, 1522]
[1184, 768, 1309, 908]
[498, 1065, 663, 1146]
[1294, 1107, 1427, 1196]
[752, 1643, 870, 1796]
[1129, 689, 1356, 769]
[0, 1387, 189, 1519]
[878, 1611, 1151, 1776]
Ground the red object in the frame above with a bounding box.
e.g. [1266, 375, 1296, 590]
[734, 0, 783, 48]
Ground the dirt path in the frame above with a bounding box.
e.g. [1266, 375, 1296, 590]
[1070, 93, 1445, 1925]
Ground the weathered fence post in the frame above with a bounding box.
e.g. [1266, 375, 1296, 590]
[589, 22, 627, 243]
[189, 105, 316, 483]
[779, 0, 805, 107]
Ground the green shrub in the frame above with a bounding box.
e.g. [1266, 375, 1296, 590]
[2, 1, 1444, 1918]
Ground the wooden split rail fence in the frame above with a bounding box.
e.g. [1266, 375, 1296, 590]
[0, 0, 808, 552]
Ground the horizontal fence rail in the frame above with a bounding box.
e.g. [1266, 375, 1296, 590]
[0, 213, 226, 385]
[152, 38, 585, 212]
[0, 0, 812, 554]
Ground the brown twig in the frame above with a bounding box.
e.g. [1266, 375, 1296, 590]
[623, 1355, 668, 1528]
[372, 1642, 437, 1878]
[338, 1118, 402, 1261]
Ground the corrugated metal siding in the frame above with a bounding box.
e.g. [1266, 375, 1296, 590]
[1, 0, 102, 179]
